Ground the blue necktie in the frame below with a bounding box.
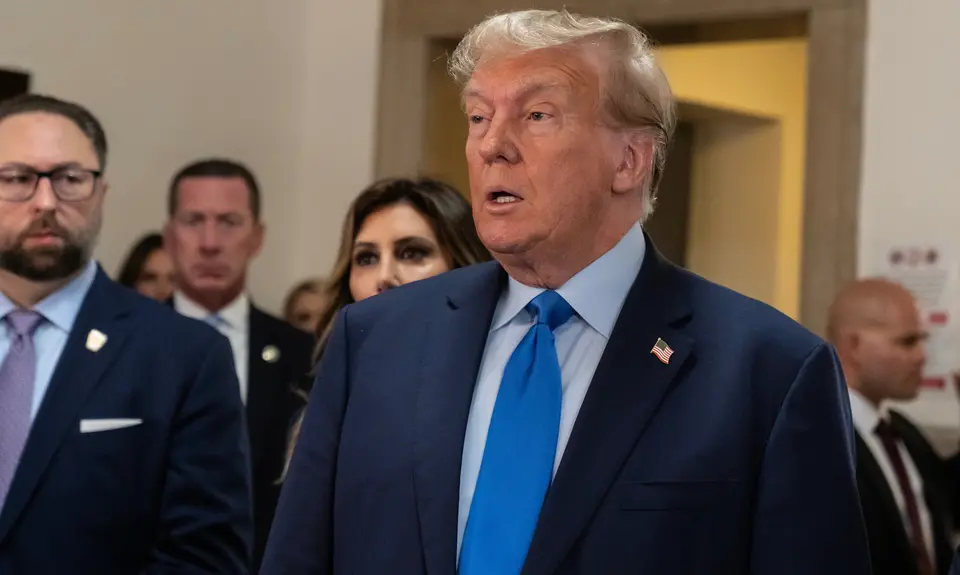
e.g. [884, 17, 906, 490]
[460, 290, 574, 574]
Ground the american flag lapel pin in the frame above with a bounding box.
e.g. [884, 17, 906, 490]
[650, 337, 674, 364]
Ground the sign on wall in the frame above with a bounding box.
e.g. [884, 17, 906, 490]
[864, 241, 960, 435]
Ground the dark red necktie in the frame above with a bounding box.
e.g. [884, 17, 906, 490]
[875, 418, 936, 575]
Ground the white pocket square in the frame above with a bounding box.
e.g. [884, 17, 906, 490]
[80, 418, 143, 433]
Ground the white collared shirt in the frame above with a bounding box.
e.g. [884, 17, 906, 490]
[457, 223, 647, 557]
[848, 389, 936, 563]
[174, 291, 250, 403]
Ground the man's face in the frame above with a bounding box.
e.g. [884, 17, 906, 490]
[463, 46, 634, 264]
[164, 176, 263, 298]
[853, 294, 927, 402]
[0, 112, 104, 282]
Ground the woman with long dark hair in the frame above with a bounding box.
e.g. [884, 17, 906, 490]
[311, 176, 489, 353]
[281, 177, 490, 476]
[116, 232, 176, 301]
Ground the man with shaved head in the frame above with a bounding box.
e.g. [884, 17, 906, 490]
[829, 278, 960, 575]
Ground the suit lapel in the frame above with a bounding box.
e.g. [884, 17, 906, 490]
[855, 433, 914, 559]
[0, 269, 133, 543]
[415, 263, 504, 575]
[889, 413, 954, 568]
[928, 485, 953, 571]
[246, 306, 274, 467]
[522, 245, 695, 575]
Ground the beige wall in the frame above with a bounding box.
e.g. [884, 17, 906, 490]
[0, 0, 382, 313]
[291, 0, 383, 291]
[859, 0, 960, 433]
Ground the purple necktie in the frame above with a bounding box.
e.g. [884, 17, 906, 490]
[0, 309, 43, 512]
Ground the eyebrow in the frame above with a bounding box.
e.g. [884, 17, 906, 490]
[179, 210, 246, 220]
[463, 80, 567, 106]
[353, 236, 436, 250]
[0, 161, 91, 171]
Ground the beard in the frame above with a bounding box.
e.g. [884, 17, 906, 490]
[0, 214, 96, 281]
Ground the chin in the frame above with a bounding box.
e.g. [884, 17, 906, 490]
[477, 223, 539, 256]
[192, 277, 228, 291]
[896, 387, 922, 401]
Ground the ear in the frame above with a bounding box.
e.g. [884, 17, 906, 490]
[250, 221, 265, 258]
[840, 331, 864, 366]
[611, 131, 655, 195]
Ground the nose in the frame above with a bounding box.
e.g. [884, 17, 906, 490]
[478, 118, 520, 165]
[375, 256, 400, 294]
[914, 342, 927, 367]
[198, 221, 222, 253]
[30, 177, 58, 212]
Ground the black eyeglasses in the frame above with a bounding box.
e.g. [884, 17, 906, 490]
[0, 166, 102, 202]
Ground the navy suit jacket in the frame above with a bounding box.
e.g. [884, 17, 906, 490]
[245, 307, 314, 571]
[857, 412, 958, 575]
[0, 269, 253, 574]
[164, 297, 314, 571]
[263, 240, 871, 574]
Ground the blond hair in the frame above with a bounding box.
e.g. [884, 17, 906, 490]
[449, 9, 676, 219]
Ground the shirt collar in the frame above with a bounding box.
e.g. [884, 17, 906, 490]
[173, 290, 249, 329]
[0, 259, 99, 332]
[847, 388, 889, 434]
[490, 222, 646, 338]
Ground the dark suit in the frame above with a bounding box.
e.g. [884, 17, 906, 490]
[0, 268, 252, 573]
[263, 239, 871, 574]
[856, 410, 960, 575]
[245, 306, 314, 569]
[167, 296, 314, 569]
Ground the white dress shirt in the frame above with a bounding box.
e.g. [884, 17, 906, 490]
[174, 291, 250, 403]
[848, 389, 936, 564]
[457, 223, 647, 557]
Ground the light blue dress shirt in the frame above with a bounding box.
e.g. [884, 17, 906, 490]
[457, 223, 647, 557]
[0, 259, 98, 421]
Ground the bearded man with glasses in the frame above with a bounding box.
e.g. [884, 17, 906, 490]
[0, 94, 253, 574]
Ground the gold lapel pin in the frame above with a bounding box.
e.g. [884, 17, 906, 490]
[86, 329, 108, 352]
[262, 345, 280, 363]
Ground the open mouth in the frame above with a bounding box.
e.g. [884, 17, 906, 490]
[487, 190, 521, 204]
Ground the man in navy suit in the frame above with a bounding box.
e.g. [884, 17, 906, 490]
[263, 9, 871, 574]
[162, 158, 315, 571]
[0, 94, 253, 572]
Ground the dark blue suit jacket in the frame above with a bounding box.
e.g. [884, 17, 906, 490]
[263, 241, 871, 574]
[0, 269, 253, 574]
